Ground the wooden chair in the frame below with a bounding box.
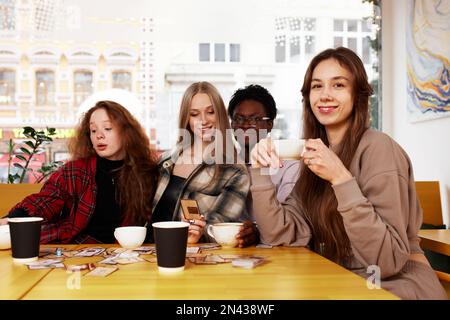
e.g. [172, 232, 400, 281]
[415, 181, 445, 227]
[0, 184, 43, 218]
[415, 181, 450, 297]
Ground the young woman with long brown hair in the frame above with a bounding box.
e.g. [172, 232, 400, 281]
[1, 101, 159, 243]
[249, 47, 447, 299]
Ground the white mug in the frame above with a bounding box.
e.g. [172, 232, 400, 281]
[114, 226, 147, 249]
[206, 222, 243, 248]
[0, 224, 11, 250]
[272, 139, 305, 160]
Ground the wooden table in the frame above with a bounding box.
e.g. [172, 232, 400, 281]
[419, 229, 450, 256]
[0, 244, 397, 300]
[0, 244, 77, 299]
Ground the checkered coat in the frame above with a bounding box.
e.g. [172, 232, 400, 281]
[9, 157, 101, 244]
[153, 146, 250, 226]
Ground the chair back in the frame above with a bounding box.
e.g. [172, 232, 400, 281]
[415, 181, 444, 227]
[0, 184, 43, 217]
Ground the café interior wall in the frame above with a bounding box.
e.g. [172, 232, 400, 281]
[382, 0, 450, 227]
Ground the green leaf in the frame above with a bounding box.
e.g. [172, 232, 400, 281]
[23, 127, 35, 135]
[25, 141, 35, 148]
[20, 147, 32, 155]
[13, 163, 24, 169]
[16, 155, 27, 162]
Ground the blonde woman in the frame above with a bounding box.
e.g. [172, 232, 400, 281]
[150, 81, 256, 246]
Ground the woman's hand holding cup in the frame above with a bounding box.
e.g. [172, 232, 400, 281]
[250, 138, 281, 169]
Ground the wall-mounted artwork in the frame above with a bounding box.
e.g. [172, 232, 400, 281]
[406, 0, 450, 122]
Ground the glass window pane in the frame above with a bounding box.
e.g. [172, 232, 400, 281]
[363, 37, 371, 64]
[229, 43, 240, 62]
[199, 43, 210, 62]
[36, 70, 55, 106]
[362, 19, 371, 32]
[74, 71, 93, 106]
[275, 17, 287, 31]
[214, 43, 225, 62]
[275, 35, 286, 63]
[348, 37, 357, 52]
[112, 71, 132, 91]
[289, 18, 301, 31]
[0, 0, 15, 31]
[290, 36, 300, 63]
[334, 37, 343, 48]
[0, 69, 15, 104]
[305, 35, 315, 55]
[347, 19, 358, 32]
[304, 18, 316, 31]
[334, 19, 344, 31]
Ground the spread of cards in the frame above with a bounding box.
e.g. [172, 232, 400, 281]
[24, 244, 271, 277]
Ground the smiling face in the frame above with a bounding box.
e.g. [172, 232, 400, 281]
[188, 93, 217, 142]
[309, 58, 354, 141]
[89, 108, 125, 160]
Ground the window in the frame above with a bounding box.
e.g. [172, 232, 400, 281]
[199, 42, 241, 62]
[199, 43, 210, 62]
[214, 43, 225, 62]
[35, 70, 55, 106]
[0, 69, 15, 105]
[274, 17, 316, 63]
[0, 0, 15, 31]
[333, 19, 372, 64]
[34, 0, 56, 32]
[112, 71, 132, 91]
[74, 70, 93, 106]
[229, 44, 240, 62]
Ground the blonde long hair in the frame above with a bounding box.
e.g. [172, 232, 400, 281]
[177, 81, 237, 164]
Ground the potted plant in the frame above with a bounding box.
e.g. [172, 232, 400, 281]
[7, 126, 63, 184]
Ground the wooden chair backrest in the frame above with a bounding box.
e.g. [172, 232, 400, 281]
[0, 184, 43, 217]
[415, 181, 444, 227]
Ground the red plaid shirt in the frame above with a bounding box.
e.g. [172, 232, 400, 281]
[10, 157, 100, 244]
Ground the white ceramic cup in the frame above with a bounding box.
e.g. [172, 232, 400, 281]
[272, 139, 305, 160]
[0, 224, 11, 250]
[206, 222, 243, 248]
[114, 226, 147, 249]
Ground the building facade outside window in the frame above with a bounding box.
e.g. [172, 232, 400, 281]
[0, 69, 15, 105]
[74, 70, 93, 106]
[112, 71, 132, 91]
[333, 19, 372, 64]
[229, 43, 240, 62]
[199, 43, 241, 62]
[35, 70, 55, 106]
[0, 0, 15, 31]
[199, 43, 210, 62]
[275, 17, 316, 63]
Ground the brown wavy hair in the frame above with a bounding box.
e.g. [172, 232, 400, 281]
[297, 47, 373, 264]
[69, 100, 159, 225]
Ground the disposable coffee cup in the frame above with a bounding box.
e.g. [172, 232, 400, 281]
[8, 217, 43, 264]
[272, 139, 305, 160]
[152, 221, 189, 274]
